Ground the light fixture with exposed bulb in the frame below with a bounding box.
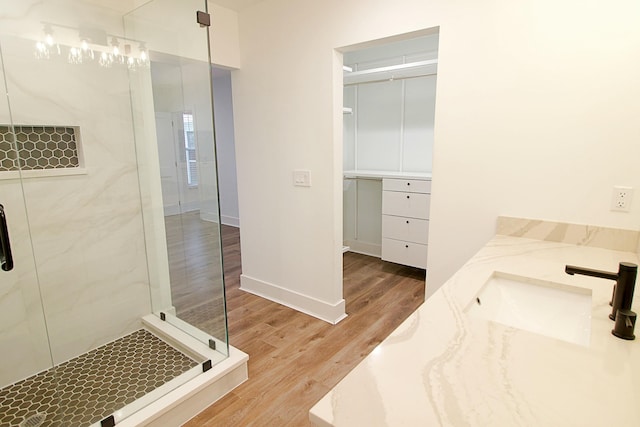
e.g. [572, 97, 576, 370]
[33, 24, 150, 71]
[111, 37, 120, 56]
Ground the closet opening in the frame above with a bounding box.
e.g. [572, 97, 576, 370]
[339, 28, 439, 308]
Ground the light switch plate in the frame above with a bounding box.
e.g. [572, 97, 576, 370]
[293, 169, 311, 187]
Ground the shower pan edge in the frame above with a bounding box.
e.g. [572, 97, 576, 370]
[111, 314, 248, 427]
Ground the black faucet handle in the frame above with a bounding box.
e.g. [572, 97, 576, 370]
[612, 309, 636, 340]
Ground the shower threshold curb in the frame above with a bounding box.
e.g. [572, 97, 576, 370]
[109, 314, 248, 427]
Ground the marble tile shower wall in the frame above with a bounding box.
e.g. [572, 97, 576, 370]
[0, 125, 80, 171]
[0, 3, 153, 388]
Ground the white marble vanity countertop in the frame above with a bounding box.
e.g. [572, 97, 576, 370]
[310, 234, 640, 426]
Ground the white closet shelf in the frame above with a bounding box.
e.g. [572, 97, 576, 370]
[343, 170, 432, 180]
[343, 59, 437, 86]
[342, 107, 353, 114]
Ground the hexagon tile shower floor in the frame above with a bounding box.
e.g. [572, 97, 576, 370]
[0, 329, 198, 426]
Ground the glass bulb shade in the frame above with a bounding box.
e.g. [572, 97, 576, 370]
[45, 34, 54, 46]
[68, 47, 82, 64]
[34, 41, 49, 59]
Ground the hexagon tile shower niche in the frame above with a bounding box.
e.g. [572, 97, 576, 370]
[0, 125, 81, 172]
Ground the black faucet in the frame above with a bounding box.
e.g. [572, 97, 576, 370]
[565, 262, 637, 340]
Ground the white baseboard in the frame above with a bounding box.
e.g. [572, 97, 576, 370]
[221, 215, 240, 228]
[164, 204, 200, 217]
[240, 274, 347, 324]
[199, 211, 219, 223]
[181, 201, 200, 213]
[164, 204, 180, 217]
[171, 210, 238, 228]
[343, 240, 381, 258]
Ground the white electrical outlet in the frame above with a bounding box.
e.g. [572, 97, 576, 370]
[611, 186, 633, 212]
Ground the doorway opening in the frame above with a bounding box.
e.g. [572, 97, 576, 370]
[339, 28, 439, 305]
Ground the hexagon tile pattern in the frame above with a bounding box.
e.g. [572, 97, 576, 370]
[179, 300, 227, 342]
[0, 329, 199, 427]
[0, 125, 80, 172]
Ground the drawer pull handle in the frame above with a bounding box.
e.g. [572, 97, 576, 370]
[406, 220, 409, 224]
[407, 182, 410, 186]
[405, 245, 409, 248]
[406, 195, 410, 199]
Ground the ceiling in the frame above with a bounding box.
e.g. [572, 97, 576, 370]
[209, 0, 266, 11]
[81, 0, 266, 14]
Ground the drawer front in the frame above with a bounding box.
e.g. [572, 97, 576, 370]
[382, 215, 429, 244]
[382, 191, 430, 219]
[382, 238, 428, 269]
[383, 178, 431, 194]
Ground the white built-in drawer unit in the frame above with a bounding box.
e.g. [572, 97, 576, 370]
[381, 178, 431, 269]
[382, 238, 429, 269]
[381, 215, 429, 244]
[383, 178, 431, 193]
[381, 191, 430, 218]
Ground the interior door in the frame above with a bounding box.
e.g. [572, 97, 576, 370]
[155, 111, 184, 216]
[0, 45, 54, 389]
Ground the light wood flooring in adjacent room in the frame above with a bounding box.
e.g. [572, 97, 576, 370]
[185, 225, 426, 426]
[165, 212, 226, 339]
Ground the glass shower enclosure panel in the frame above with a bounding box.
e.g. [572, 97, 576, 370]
[0, 0, 229, 424]
[1, 12, 152, 369]
[125, 0, 229, 354]
[0, 2, 167, 423]
[0, 47, 55, 401]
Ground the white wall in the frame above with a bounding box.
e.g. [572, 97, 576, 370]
[213, 70, 240, 227]
[232, 0, 640, 318]
[209, 2, 241, 69]
[348, 77, 437, 172]
[343, 35, 438, 173]
[343, 178, 383, 257]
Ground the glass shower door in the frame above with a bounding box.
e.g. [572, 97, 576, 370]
[0, 45, 56, 424]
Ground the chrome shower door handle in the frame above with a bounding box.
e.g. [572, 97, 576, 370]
[0, 204, 14, 271]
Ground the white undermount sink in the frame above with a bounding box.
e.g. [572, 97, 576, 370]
[466, 272, 592, 346]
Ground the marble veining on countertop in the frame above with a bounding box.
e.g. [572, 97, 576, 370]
[310, 220, 640, 427]
[497, 216, 640, 253]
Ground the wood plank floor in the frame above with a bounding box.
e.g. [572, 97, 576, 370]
[164, 212, 226, 339]
[185, 226, 426, 426]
